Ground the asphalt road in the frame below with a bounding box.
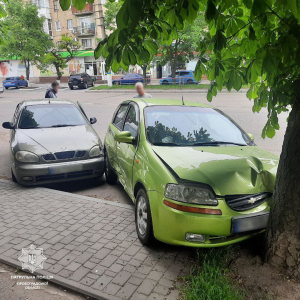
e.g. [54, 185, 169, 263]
[0, 85, 288, 205]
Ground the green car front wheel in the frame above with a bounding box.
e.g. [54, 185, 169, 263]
[135, 188, 154, 245]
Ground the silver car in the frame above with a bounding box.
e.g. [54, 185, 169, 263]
[2, 99, 104, 185]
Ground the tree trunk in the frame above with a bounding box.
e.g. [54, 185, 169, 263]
[55, 65, 61, 80]
[25, 61, 30, 80]
[265, 90, 300, 278]
[142, 65, 147, 86]
[171, 63, 176, 85]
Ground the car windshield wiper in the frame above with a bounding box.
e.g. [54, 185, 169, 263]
[191, 141, 248, 146]
[50, 124, 77, 128]
[152, 142, 183, 146]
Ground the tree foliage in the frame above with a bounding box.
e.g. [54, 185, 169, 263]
[65, 0, 300, 140]
[43, 34, 81, 80]
[158, 14, 206, 82]
[0, 0, 52, 80]
[104, 1, 122, 32]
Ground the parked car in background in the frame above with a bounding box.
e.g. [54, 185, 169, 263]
[159, 70, 199, 85]
[3, 77, 28, 89]
[112, 73, 151, 85]
[68, 73, 94, 89]
[104, 98, 278, 247]
[2, 99, 104, 185]
[0, 83, 4, 94]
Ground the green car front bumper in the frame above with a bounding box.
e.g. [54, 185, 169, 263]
[149, 191, 269, 247]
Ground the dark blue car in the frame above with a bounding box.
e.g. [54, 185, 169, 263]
[3, 77, 28, 89]
[159, 70, 199, 85]
[112, 73, 151, 85]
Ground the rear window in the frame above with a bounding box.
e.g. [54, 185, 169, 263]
[6, 77, 15, 80]
[70, 74, 81, 79]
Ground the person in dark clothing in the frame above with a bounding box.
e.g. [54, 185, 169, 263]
[45, 81, 59, 98]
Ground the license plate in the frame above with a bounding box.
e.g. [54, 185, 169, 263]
[231, 212, 269, 234]
[49, 164, 83, 175]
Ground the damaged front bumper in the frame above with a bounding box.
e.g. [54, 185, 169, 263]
[149, 191, 270, 247]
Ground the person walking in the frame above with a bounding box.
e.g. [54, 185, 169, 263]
[133, 82, 152, 98]
[45, 81, 59, 98]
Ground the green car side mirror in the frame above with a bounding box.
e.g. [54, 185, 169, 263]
[114, 131, 134, 144]
[247, 133, 254, 141]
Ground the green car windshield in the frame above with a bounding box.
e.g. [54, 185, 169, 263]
[144, 106, 251, 146]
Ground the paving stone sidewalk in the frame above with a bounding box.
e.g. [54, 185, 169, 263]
[0, 180, 193, 300]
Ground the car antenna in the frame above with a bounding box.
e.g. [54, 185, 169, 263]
[182, 96, 185, 105]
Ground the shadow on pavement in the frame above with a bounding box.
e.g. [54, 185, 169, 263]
[42, 176, 134, 206]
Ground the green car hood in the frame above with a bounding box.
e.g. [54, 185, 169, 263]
[152, 146, 279, 196]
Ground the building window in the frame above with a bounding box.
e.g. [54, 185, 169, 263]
[82, 39, 92, 48]
[55, 21, 61, 31]
[100, 0, 106, 3]
[48, 19, 53, 36]
[67, 19, 73, 30]
[32, 0, 45, 8]
[56, 41, 61, 47]
[53, 0, 58, 11]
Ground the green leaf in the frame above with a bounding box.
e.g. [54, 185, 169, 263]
[116, 3, 128, 29]
[266, 122, 275, 138]
[59, 0, 71, 11]
[128, 49, 137, 65]
[194, 60, 203, 81]
[290, 0, 300, 20]
[94, 38, 107, 59]
[111, 59, 120, 73]
[144, 40, 158, 54]
[72, 0, 86, 10]
[249, 26, 256, 40]
[107, 30, 119, 47]
[206, 0, 217, 21]
[251, 0, 266, 16]
[123, 47, 130, 65]
[127, 0, 140, 23]
[207, 91, 213, 102]
[214, 31, 227, 52]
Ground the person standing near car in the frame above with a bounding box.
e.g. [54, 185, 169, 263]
[133, 82, 152, 98]
[45, 81, 59, 98]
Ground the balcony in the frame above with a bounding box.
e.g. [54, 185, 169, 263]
[71, 3, 93, 15]
[73, 24, 95, 37]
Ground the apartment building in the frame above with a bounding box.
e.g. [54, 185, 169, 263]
[18, 0, 107, 80]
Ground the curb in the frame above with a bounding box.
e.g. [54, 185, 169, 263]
[86, 88, 248, 94]
[0, 254, 118, 300]
[0, 179, 134, 211]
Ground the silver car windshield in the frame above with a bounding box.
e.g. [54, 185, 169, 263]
[144, 106, 251, 146]
[18, 104, 87, 129]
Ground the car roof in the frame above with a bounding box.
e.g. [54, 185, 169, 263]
[18, 99, 76, 107]
[127, 98, 213, 108]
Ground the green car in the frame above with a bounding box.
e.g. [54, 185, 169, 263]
[104, 99, 278, 247]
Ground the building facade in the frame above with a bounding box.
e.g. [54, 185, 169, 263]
[0, 0, 107, 81]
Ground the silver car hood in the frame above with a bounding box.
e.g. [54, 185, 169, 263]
[15, 125, 100, 154]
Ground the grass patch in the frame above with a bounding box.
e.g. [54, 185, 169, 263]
[91, 84, 211, 90]
[181, 246, 244, 300]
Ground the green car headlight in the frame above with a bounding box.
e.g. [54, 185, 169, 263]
[165, 184, 218, 206]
